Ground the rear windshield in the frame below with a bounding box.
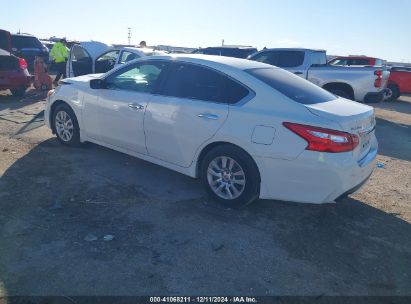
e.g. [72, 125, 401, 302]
[196, 48, 257, 59]
[251, 51, 305, 68]
[11, 36, 43, 49]
[246, 67, 336, 104]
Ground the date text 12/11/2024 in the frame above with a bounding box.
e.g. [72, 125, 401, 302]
[149, 297, 258, 303]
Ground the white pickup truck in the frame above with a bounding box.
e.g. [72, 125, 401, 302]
[249, 48, 390, 103]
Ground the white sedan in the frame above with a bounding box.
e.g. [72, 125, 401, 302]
[45, 55, 378, 207]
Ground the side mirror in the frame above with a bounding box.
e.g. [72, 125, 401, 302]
[90, 79, 107, 89]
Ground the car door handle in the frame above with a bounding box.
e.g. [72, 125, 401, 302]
[128, 103, 145, 111]
[294, 72, 303, 75]
[198, 113, 219, 120]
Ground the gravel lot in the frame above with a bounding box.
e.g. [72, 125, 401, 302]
[0, 89, 410, 297]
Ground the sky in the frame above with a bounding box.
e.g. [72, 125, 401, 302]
[1, 0, 410, 62]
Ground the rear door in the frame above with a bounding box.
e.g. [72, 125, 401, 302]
[0, 30, 11, 53]
[144, 62, 246, 168]
[67, 44, 92, 77]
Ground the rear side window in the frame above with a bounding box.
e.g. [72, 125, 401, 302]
[11, 36, 43, 49]
[310, 52, 327, 65]
[161, 63, 249, 104]
[251, 51, 305, 68]
[347, 59, 370, 65]
[246, 67, 336, 104]
[375, 59, 383, 66]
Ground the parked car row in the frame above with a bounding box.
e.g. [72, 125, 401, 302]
[1, 28, 410, 103]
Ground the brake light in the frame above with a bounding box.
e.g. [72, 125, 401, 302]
[18, 58, 28, 71]
[374, 70, 383, 88]
[283, 122, 359, 153]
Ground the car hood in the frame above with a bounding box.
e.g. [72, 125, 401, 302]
[63, 73, 103, 85]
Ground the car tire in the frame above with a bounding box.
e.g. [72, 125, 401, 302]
[387, 84, 400, 101]
[10, 87, 26, 98]
[328, 89, 351, 99]
[201, 145, 260, 208]
[52, 104, 81, 147]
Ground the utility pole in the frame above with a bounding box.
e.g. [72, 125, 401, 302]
[222, 39, 225, 46]
[128, 28, 132, 45]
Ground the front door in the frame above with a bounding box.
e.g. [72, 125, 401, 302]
[67, 44, 92, 77]
[94, 60, 170, 154]
[144, 62, 232, 168]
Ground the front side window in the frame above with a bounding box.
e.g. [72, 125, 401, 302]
[119, 51, 139, 64]
[246, 67, 336, 104]
[105, 61, 168, 93]
[97, 50, 119, 62]
[161, 63, 249, 104]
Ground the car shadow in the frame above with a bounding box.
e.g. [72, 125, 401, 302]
[375, 96, 411, 116]
[0, 138, 410, 296]
[0, 88, 47, 111]
[376, 117, 411, 161]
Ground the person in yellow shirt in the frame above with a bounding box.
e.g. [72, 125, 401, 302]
[50, 39, 69, 85]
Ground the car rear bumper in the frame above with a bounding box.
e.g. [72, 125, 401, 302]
[255, 135, 378, 204]
[0, 71, 32, 90]
[364, 91, 384, 103]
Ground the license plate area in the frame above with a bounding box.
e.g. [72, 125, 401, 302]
[360, 132, 371, 153]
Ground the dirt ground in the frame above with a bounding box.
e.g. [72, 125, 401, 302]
[0, 88, 410, 297]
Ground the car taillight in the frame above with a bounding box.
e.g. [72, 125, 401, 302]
[18, 58, 28, 70]
[283, 122, 359, 153]
[374, 70, 383, 88]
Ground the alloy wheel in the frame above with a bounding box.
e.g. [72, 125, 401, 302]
[207, 156, 246, 200]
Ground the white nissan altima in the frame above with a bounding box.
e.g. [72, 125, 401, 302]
[45, 54, 378, 208]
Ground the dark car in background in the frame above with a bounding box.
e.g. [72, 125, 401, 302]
[192, 46, 258, 59]
[0, 29, 33, 97]
[11, 33, 49, 69]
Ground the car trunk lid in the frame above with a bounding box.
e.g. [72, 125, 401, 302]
[305, 97, 376, 160]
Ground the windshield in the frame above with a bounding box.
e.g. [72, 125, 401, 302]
[246, 67, 337, 104]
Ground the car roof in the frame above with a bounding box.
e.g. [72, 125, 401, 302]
[121, 47, 159, 55]
[263, 48, 326, 52]
[144, 54, 274, 71]
[333, 56, 378, 59]
[12, 33, 36, 37]
[203, 46, 257, 50]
